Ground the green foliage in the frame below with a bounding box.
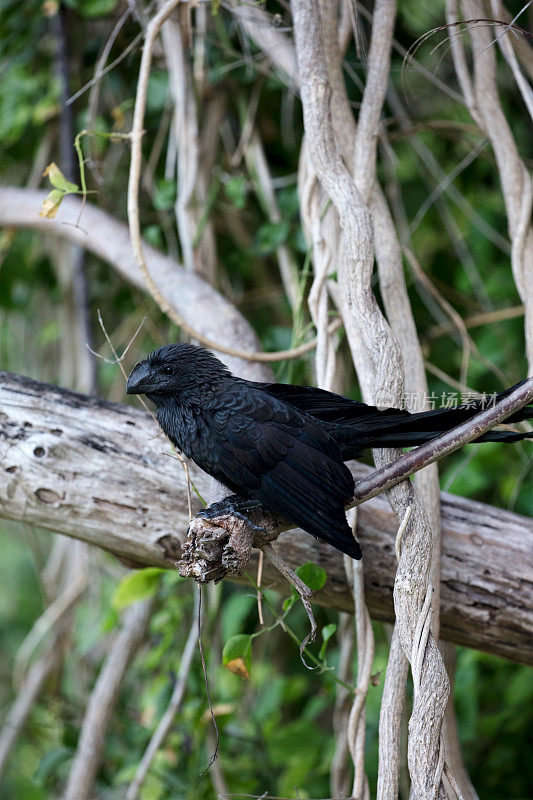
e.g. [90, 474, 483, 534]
[222, 633, 252, 678]
[65, 0, 119, 17]
[455, 649, 533, 798]
[296, 562, 328, 592]
[319, 623, 337, 661]
[111, 568, 164, 610]
[146, 71, 169, 112]
[153, 178, 176, 211]
[33, 747, 72, 786]
[253, 220, 291, 255]
[0, 63, 59, 146]
[223, 175, 247, 209]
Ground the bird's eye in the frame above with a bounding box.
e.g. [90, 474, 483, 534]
[161, 365, 173, 376]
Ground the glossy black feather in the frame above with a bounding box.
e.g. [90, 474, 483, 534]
[158, 383, 360, 558]
[259, 381, 533, 458]
[127, 343, 532, 560]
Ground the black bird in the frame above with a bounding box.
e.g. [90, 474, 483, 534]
[126, 343, 532, 559]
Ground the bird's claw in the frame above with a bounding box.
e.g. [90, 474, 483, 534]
[178, 495, 280, 583]
[179, 496, 273, 583]
[197, 495, 267, 534]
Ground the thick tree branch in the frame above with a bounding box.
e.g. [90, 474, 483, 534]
[0, 186, 265, 378]
[0, 186, 340, 370]
[1, 371, 532, 664]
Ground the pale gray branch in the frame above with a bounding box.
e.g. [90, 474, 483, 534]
[0, 186, 265, 379]
[126, 593, 198, 800]
[1, 364, 532, 666]
[62, 598, 155, 800]
[0, 644, 62, 781]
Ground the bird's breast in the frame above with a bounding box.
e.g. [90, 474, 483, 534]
[157, 402, 201, 458]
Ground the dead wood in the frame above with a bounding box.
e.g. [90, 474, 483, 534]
[1, 371, 532, 665]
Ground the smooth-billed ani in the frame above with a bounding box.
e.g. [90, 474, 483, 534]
[126, 343, 532, 559]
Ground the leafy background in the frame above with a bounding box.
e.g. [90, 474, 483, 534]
[0, 1, 532, 798]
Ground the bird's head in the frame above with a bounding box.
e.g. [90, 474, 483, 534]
[126, 343, 230, 399]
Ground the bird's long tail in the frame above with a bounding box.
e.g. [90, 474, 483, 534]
[333, 383, 533, 458]
[259, 379, 532, 458]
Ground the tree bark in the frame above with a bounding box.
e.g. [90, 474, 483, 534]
[1, 371, 532, 665]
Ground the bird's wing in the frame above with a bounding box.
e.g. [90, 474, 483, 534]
[205, 388, 361, 559]
[256, 382, 389, 423]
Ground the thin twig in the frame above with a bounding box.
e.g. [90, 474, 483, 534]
[426, 304, 524, 340]
[261, 543, 317, 664]
[423, 361, 474, 394]
[195, 586, 220, 779]
[13, 571, 87, 687]
[408, 138, 488, 238]
[86, 5, 134, 185]
[96, 308, 131, 380]
[405, 246, 473, 387]
[86, 313, 146, 364]
[256, 550, 264, 626]
[401, 17, 528, 94]
[330, 612, 355, 799]
[344, 510, 373, 800]
[0, 644, 62, 780]
[63, 598, 155, 800]
[66, 30, 145, 106]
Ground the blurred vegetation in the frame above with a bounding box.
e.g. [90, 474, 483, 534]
[0, 1, 532, 798]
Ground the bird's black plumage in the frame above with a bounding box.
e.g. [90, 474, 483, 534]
[126, 343, 533, 559]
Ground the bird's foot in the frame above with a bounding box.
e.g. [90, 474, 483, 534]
[178, 495, 277, 583]
[197, 495, 266, 532]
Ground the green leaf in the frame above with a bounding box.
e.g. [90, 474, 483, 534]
[222, 634, 252, 679]
[75, 0, 118, 17]
[34, 747, 71, 784]
[282, 595, 296, 613]
[221, 591, 256, 640]
[43, 162, 78, 193]
[296, 562, 327, 592]
[153, 178, 176, 211]
[111, 568, 164, 610]
[142, 225, 164, 249]
[277, 185, 298, 216]
[39, 319, 60, 346]
[100, 606, 119, 633]
[146, 71, 169, 112]
[319, 623, 337, 660]
[224, 175, 247, 209]
[255, 220, 290, 255]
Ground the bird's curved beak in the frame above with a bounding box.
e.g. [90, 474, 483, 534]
[126, 360, 154, 395]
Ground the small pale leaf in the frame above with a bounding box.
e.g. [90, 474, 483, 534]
[39, 189, 64, 219]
